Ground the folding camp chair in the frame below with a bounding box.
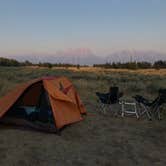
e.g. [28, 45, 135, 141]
[152, 89, 166, 120]
[133, 95, 152, 120]
[133, 89, 166, 120]
[96, 87, 123, 114]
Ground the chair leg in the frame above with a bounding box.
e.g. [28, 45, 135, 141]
[107, 104, 111, 113]
[153, 106, 161, 120]
[145, 108, 152, 120]
[121, 102, 125, 117]
[99, 103, 107, 114]
[134, 104, 139, 119]
[98, 103, 103, 113]
[103, 104, 107, 114]
[112, 103, 119, 117]
[137, 104, 141, 115]
[158, 110, 161, 120]
[100, 103, 104, 112]
[109, 104, 114, 116]
[138, 104, 152, 120]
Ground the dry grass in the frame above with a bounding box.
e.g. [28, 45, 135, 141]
[0, 67, 166, 166]
[52, 67, 166, 76]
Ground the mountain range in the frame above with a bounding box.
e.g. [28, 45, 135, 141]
[4, 49, 166, 65]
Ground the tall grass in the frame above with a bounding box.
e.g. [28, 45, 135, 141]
[0, 67, 165, 101]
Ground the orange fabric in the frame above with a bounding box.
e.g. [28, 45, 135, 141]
[0, 76, 86, 129]
[19, 82, 42, 106]
[48, 96, 83, 129]
[43, 78, 84, 129]
[0, 78, 41, 117]
[51, 77, 86, 114]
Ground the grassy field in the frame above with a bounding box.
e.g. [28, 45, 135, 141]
[0, 67, 166, 166]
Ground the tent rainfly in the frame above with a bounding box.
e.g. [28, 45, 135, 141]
[0, 76, 86, 132]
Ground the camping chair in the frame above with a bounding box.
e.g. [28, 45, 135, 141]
[152, 89, 166, 120]
[96, 87, 123, 114]
[133, 89, 166, 120]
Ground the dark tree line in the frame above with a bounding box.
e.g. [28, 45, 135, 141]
[0, 57, 34, 67]
[0, 57, 83, 69]
[0, 57, 21, 66]
[93, 61, 166, 69]
[0, 57, 166, 69]
[38, 62, 81, 68]
[153, 61, 166, 69]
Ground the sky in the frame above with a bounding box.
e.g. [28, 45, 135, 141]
[0, 0, 166, 56]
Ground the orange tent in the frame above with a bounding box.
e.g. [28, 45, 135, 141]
[0, 76, 86, 131]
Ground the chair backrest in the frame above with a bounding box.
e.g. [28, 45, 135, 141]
[109, 87, 119, 104]
[158, 89, 166, 105]
[96, 86, 122, 104]
[145, 89, 166, 107]
[133, 95, 150, 106]
[133, 89, 166, 109]
[109, 87, 119, 94]
[96, 92, 110, 104]
[159, 89, 166, 98]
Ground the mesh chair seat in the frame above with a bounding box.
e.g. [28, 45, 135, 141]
[133, 88, 166, 120]
[96, 87, 123, 114]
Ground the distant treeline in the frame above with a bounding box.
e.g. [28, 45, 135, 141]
[0, 57, 83, 68]
[0, 57, 166, 69]
[38, 62, 84, 68]
[0, 57, 21, 66]
[93, 61, 166, 69]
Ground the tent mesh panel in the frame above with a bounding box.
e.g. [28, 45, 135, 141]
[4, 82, 55, 126]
